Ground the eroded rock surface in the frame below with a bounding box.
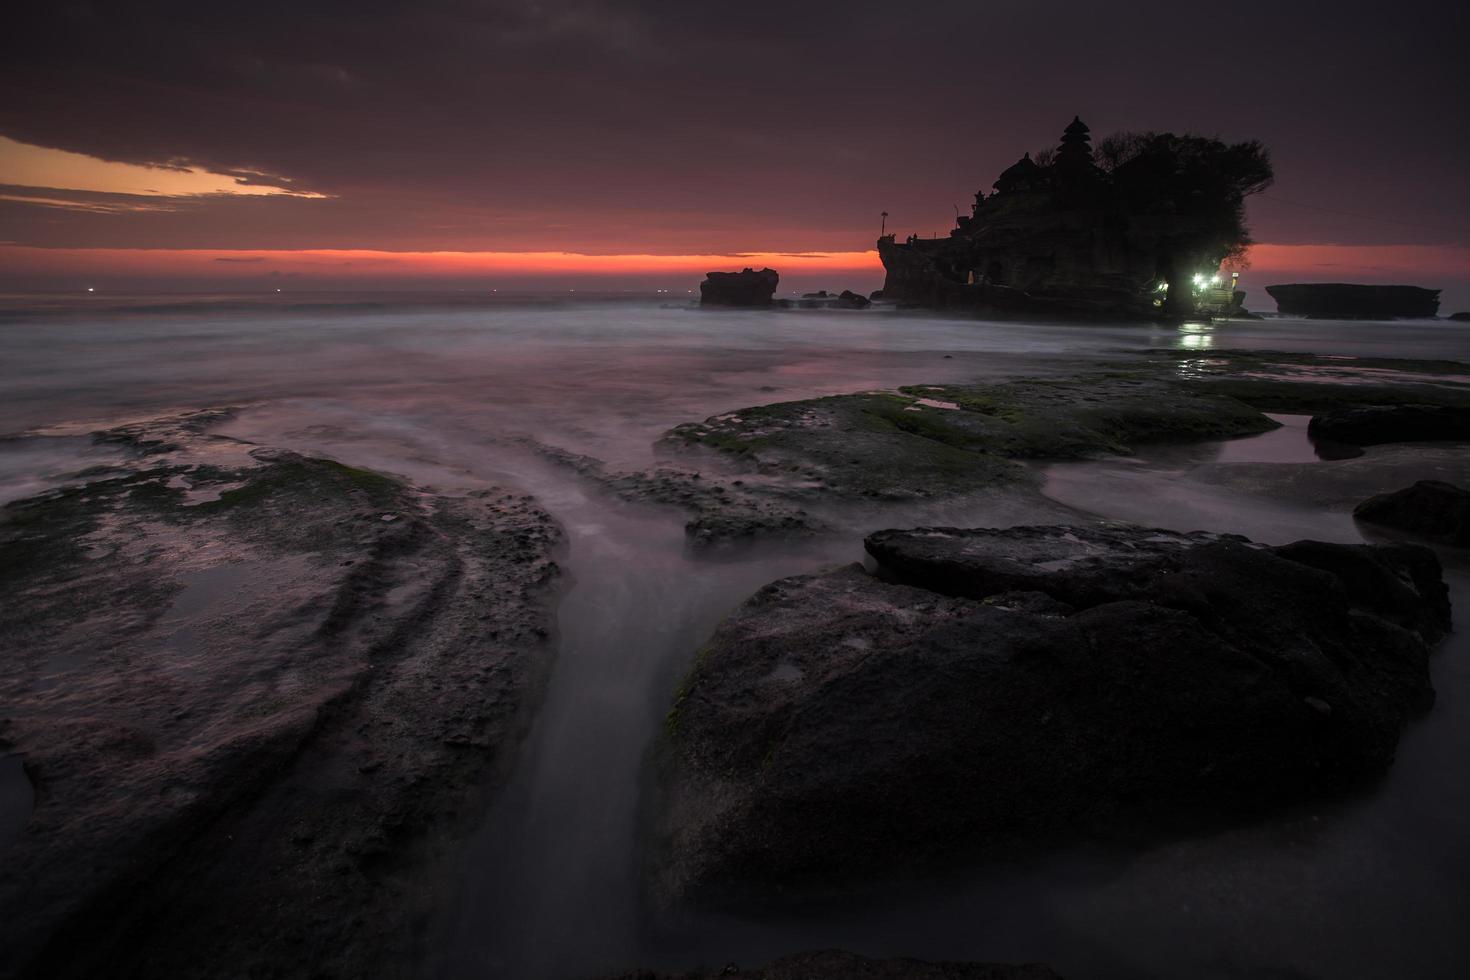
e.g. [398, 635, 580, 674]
[0, 413, 562, 979]
[652, 524, 1448, 907]
[613, 950, 1061, 980]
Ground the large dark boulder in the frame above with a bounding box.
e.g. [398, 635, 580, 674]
[612, 950, 1060, 979]
[652, 525, 1448, 906]
[700, 268, 779, 307]
[1307, 404, 1470, 446]
[1355, 480, 1470, 546]
[1265, 283, 1441, 318]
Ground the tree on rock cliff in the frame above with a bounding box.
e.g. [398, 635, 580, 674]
[877, 118, 1274, 319]
[1105, 132, 1273, 316]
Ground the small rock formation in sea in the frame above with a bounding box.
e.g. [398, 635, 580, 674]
[700, 267, 779, 307]
[1355, 480, 1470, 546]
[1448, 311, 1470, 321]
[1308, 404, 1470, 445]
[611, 950, 1061, 979]
[877, 117, 1273, 319]
[1265, 283, 1441, 319]
[651, 524, 1448, 906]
[786, 289, 871, 309]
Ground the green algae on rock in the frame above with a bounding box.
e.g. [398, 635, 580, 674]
[660, 376, 1276, 500]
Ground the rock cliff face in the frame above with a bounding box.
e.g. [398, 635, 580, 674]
[699, 267, 779, 307]
[651, 524, 1448, 907]
[876, 225, 1175, 319]
[878, 118, 1270, 319]
[1265, 283, 1441, 318]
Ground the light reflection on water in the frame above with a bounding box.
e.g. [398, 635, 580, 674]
[2, 297, 1469, 978]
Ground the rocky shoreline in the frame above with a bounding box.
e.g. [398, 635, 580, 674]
[638, 350, 1470, 547]
[2, 345, 1468, 978]
[0, 413, 563, 978]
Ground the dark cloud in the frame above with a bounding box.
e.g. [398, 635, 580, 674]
[2, 1, 1467, 252]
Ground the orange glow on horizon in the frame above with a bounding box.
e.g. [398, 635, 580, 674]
[1, 243, 1464, 286]
[1234, 243, 1470, 279]
[0, 246, 886, 280]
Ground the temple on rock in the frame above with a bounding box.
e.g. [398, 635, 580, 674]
[877, 116, 1268, 319]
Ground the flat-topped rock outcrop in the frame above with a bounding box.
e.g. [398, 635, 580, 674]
[700, 267, 779, 307]
[1265, 283, 1441, 319]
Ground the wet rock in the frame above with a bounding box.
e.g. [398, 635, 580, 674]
[1308, 404, 1470, 446]
[519, 439, 827, 549]
[652, 524, 1447, 906]
[1355, 480, 1470, 546]
[1143, 349, 1470, 416]
[0, 412, 563, 979]
[700, 268, 779, 307]
[660, 376, 1275, 501]
[611, 950, 1061, 979]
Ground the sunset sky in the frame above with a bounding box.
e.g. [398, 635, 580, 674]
[2, 1, 1467, 307]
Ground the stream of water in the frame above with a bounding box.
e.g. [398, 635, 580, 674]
[2, 295, 1468, 978]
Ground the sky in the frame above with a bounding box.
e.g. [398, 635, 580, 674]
[1, 1, 1467, 307]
